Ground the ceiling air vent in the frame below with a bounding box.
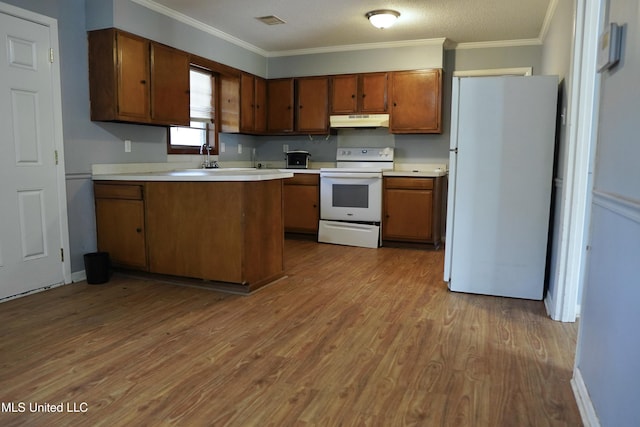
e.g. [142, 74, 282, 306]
[255, 15, 286, 25]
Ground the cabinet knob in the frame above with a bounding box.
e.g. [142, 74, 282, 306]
[351, 94, 356, 99]
[140, 80, 146, 84]
[136, 227, 142, 233]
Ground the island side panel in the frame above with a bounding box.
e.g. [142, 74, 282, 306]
[242, 180, 285, 286]
[145, 181, 244, 282]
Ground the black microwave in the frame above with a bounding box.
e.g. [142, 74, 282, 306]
[285, 150, 311, 169]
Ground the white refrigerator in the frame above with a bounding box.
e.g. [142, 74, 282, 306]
[444, 75, 558, 300]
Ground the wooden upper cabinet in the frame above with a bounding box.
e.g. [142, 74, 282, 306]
[331, 73, 387, 115]
[361, 73, 388, 113]
[150, 43, 190, 126]
[267, 78, 295, 133]
[88, 28, 189, 126]
[296, 76, 329, 133]
[331, 73, 388, 114]
[220, 75, 240, 133]
[254, 77, 267, 132]
[331, 74, 358, 114]
[389, 69, 442, 134]
[116, 33, 150, 122]
[240, 73, 267, 134]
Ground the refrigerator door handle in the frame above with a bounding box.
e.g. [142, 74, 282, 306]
[450, 148, 458, 153]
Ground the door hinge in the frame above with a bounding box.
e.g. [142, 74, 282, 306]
[49, 48, 54, 63]
[55, 150, 59, 165]
[60, 248, 64, 262]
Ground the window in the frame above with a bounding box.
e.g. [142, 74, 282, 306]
[167, 67, 218, 154]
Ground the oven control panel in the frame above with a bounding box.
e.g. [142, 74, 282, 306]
[336, 147, 394, 162]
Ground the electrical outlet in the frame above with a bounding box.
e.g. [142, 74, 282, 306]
[283, 144, 289, 153]
[124, 139, 131, 153]
[220, 142, 226, 153]
[238, 143, 243, 154]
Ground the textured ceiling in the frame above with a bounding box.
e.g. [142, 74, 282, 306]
[137, 0, 553, 54]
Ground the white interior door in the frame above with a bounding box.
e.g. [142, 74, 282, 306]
[0, 10, 64, 299]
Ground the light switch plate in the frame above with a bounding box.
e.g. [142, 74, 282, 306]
[597, 22, 622, 72]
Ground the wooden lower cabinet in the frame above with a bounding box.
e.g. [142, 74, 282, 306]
[94, 183, 147, 270]
[144, 180, 284, 287]
[283, 173, 319, 234]
[383, 177, 443, 246]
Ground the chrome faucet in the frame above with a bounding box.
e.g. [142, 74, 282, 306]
[200, 143, 219, 169]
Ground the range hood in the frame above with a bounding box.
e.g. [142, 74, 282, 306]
[329, 114, 389, 128]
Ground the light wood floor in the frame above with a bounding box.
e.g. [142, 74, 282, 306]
[0, 239, 581, 426]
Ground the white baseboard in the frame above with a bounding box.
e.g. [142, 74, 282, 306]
[571, 367, 601, 427]
[544, 291, 556, 319]
[71, 270, 87, 283]
[0, 281, 68, 303]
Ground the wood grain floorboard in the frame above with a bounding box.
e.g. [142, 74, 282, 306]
[0, 239, 581, 426]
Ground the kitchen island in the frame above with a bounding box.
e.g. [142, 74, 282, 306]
[92, 168, 293, 293]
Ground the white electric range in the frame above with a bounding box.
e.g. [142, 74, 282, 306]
[318, 147, 394, 248]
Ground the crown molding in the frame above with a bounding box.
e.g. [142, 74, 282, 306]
[451, 38, 543, 50]
[539, 0, 560, 42]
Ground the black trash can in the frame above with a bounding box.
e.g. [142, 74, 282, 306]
[84, 252, 110, 284]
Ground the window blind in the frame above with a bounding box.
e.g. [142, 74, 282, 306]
[190, 67, 213, 122]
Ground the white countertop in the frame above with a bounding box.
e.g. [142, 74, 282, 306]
[92, 168, 293, 182]
[384, 170, 447, 178]
[91, 161, 447, 181]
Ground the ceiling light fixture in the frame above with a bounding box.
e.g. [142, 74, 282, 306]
[366, 9, 400, 29]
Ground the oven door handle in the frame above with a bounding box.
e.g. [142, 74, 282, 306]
[320, 172, 381, 179]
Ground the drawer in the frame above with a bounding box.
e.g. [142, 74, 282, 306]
[284, 173, 319, 186]
[94, 183, 143, 200]
[384, 177, 433, 190]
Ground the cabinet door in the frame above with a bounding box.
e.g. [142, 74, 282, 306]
[116, 32, 150, 122]
[389, 69, 442, 133]
[331, 74, 358, 114]
[383, 178, 434, 242]
[95, 198, 147, 270]
[150, 43, 190, 126]
[240, 73, 255, 132]
[254, 76, 267, 132]
[284, 174, 319, 234]
[360, 72, 388, 113]
[220, 75, 240, 133]
[267, 78, 294, 133]
[296, 77, 329, 133]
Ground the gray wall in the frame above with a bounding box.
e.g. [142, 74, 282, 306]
[266, 42, 444, 78]
[576, 0, 640, 424]
[452, 45, 543, 73]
